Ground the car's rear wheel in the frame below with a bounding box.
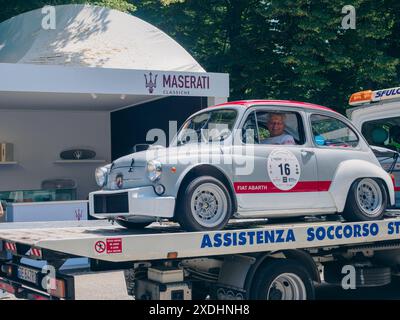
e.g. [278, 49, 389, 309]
[177, 176, 232, 231]
[342, 178, 387, 221]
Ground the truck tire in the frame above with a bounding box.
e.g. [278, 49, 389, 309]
[116, 219, 152, 229]
[324, 263, 391, 287]
[250, 259, 315, 300]
[342, 178, 387, 221]
[177, 176, 232, 231]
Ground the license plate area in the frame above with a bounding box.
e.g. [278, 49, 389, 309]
[93, 192, 129, 214]
[17, 266, 39, 285]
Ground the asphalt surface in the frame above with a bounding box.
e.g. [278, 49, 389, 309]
[2, 279, 400, 300]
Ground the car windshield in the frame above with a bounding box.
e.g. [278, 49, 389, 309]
[173, 109, 238, 146]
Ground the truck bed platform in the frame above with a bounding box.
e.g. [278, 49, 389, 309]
[1, 215, 400, 262]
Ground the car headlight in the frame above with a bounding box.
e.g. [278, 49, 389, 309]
[95, 166, 108, 187]
[147, 160, 162, 181]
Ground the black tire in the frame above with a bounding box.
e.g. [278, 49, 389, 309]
[177, 176, 232, 231]
[250, 259, 315, 300]
[115, 219, 152, 229]
[324, 263, 391, 287]
[342, 178, 387, 222]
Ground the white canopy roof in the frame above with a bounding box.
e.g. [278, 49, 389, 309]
[0, 5, 229, 111]
[0, 4, 204, 72]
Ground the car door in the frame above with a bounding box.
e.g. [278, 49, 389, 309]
[232, 108, 320, 215]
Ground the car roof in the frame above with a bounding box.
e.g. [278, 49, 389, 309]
[212, 99, 337, 113]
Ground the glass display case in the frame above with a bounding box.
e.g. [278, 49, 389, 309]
[0, 188, 76, 203]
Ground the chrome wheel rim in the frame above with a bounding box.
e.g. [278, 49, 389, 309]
[190, 183, 227, 228]
[267, 273, 307, 300]
[356, 178, 383, 217]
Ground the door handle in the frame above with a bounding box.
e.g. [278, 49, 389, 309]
[301, 149, 315, 156]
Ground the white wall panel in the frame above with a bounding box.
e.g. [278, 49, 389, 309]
[0, 109, 111, 199]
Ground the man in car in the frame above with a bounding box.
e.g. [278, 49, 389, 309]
[261, 113, 296, 145]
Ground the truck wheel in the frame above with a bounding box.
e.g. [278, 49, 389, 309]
[250, 259, 315, 300]
[324, 263, 391, 287]
[115, 219, 152, 229]
[177, 176, 232, 231]
[342, 178, 387, 221]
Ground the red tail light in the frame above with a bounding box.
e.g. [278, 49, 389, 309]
[49, 278, 66, 299]
[0, 281, 16, 294]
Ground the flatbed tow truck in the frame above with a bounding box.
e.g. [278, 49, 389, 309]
[1, 214, 400, 300]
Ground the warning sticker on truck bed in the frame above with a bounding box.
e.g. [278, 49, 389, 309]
[94, 238, 122, 254]
[106, 238, 122, 253]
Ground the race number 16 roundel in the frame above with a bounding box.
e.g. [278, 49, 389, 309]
[267, 149, 301, 191]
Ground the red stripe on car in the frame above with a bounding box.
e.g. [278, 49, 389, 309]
[234, 181, 331, 194]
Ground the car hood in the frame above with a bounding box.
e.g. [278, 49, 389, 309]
[111, 144, 225, 168]
[105, 144, 225, 190]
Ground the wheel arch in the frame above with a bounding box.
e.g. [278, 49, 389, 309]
[214, 250, 321, 299]
[215, 251, 320, 299]
[330, 159, 395, 211]
[377, 177, 393, 207]
[174, 164, 238, 216]
[243, 250, 321, 297]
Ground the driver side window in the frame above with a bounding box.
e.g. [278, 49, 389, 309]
[242, 110, 304, 145]
[242, 112, 259, 144]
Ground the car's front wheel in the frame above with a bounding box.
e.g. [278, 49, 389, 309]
[177, 176, 232, 231]
[342, 178, 387, 221]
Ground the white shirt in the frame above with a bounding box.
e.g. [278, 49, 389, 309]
[261, 134, 295, 145]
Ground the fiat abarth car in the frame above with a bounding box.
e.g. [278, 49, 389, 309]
[89, 100, 395, 231]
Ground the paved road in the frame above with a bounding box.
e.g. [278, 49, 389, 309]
[2, 279, 400, 300]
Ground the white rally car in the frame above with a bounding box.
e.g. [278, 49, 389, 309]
[89, 100, 395, 231]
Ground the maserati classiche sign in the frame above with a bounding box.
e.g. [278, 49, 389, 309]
[144, 70, 224, 96]
[0, 63, 229, 99]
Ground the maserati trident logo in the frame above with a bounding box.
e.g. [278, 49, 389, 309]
[75, 209, 83, 221]
[73, 150, 83, 159]
[144, 72, 158, 94]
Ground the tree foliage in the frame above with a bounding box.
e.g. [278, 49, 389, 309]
[0, 0, 135, 23]
[133, 0, 400, 113]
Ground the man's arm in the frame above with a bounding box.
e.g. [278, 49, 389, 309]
[283, 135, 296, 145]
